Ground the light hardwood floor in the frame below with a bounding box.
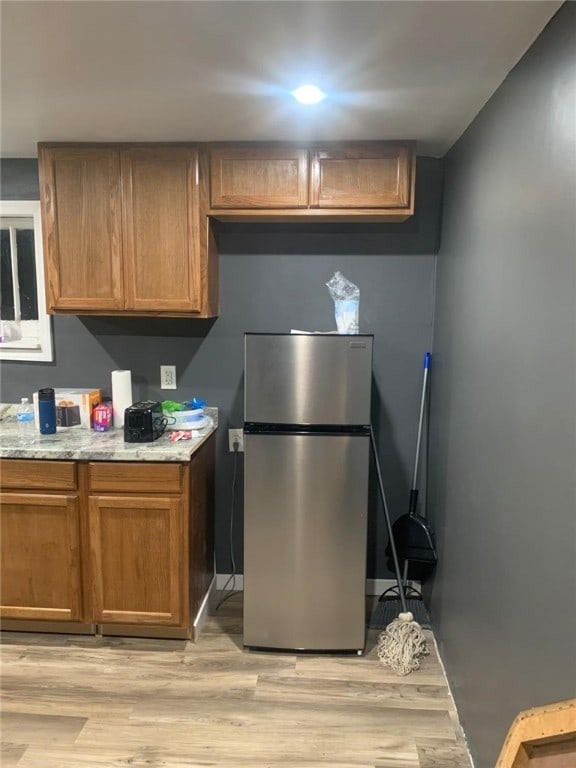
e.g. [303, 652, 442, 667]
[0, 594, 473, 767]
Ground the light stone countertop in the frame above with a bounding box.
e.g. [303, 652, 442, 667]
[0, 405, 218, 462]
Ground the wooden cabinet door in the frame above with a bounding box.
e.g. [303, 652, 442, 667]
[121, 147, 201, 313]
[210, 146, 309, 208]
[310, 143, 414, 209]
[0, 493, 83, 621]
[38, 145, 124, 311]
[89, 495, 184, 625]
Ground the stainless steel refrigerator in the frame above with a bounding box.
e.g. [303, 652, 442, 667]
[243, 332, 373, 652]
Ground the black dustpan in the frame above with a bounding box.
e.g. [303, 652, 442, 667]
[389, 507, 437, 563]
[385, 353, 437, 579]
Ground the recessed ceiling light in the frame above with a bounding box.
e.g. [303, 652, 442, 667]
[291, 84, 326, 105]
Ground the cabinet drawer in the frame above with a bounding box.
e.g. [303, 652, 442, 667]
[89, 462, 183, 494]
[0, 460, 77, 491]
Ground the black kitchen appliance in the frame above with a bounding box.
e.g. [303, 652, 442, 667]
[124, 401, 166, 443]
[56, 403, 81, 427]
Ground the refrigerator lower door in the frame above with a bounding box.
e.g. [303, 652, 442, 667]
[244, 431, 369, 651]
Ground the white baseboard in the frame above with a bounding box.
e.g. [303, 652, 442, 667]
[192, 574, 216, 642]
[216, 573, 244, 591]
[216, 574, 419, 596]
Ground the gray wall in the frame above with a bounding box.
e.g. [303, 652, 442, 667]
[429, 4, 576, 766]
[1, 157, 443, 578]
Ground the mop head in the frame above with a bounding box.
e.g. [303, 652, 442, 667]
[377, 611, 429, 675]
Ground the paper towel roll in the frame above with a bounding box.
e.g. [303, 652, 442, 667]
[111, 370, 133, 428]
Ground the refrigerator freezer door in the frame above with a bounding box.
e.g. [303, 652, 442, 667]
[244, 333, 373, 426]
[244, 431, 369, 651]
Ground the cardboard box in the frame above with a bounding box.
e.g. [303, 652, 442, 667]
[33, 389, 102, 430]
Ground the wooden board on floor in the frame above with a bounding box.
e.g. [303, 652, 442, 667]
[495, 699, 576, 768]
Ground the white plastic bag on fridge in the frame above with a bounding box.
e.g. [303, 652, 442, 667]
[325, 271, 360, 334]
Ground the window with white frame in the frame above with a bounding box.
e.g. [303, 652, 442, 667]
[0, 201, 53, 362]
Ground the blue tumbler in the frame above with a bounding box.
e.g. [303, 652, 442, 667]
[38, 388, 57, 435]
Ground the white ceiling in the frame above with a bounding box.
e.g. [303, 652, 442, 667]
[0, 0, 562, 158]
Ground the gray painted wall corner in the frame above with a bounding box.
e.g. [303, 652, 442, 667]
[429, 4, 576, 766]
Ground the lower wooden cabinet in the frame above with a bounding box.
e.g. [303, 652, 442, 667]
[0, 436, 215, 637]
[89, 495, 184, 626]
[0, 492, 83, 621]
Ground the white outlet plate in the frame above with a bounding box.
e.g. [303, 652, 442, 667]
[228, 428, 244, 452]
[160, 365, 177, 390]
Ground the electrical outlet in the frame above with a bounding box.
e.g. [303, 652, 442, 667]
[228, 428, 244, 452]
[160, 365, 177, 390]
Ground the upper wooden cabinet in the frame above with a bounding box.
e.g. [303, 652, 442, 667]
[38, 146, 124, 312]
[210, 146, 309, 209]
[121, 147, 202, 313]
[208, 141, 415, 222]
[311, 144, 413, 209]
[38, 140, 415, 316]
[38, 143, 218, 317]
